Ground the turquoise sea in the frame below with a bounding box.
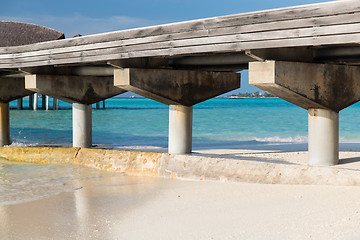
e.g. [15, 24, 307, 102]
[7, 97, 360, 149]
[2, 97, 360, 204]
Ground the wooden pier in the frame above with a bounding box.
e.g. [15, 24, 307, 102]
[1, 0, 360, 165]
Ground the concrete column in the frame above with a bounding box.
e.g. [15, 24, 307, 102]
[308, 109, 339, 166]
[53, 98, 59, 110]
[0, 102, 10, 146]
[72, 103, 92, 148]
[29, 94, 33, 110]
[33, 93, 38, 110]
[41, 95, 46, 109]
[96, 102, 100, 109]
[45, 96, 49, 110]
[17, 98, 23, 110]
[102, 100, 105, 109]
[168, 105, 193, 154]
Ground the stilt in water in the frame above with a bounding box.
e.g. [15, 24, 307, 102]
[33, 93, 38, 110]
[29, 94, 34, 110]
[17, 98, 23, 110]
[53, 98, 59, 110]
[41, 95, 46, 109]
[46, 96, 49, 110]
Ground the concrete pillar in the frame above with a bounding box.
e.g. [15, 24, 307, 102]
[53, 98, 59, 110]
[72, 103, 92, 148]
[41, 95, 46, 109]
[308, 109, 339, 166]
[33, 93, 38, 110]
[0, 102, 10, 146]
[168, 105, 193, 154]
[17, 98, 23, 110]
[96, 102, 100, 109]
[102, 100, 105, 109]
[45, 96, 49, 110]
[29, 94, 33, 110]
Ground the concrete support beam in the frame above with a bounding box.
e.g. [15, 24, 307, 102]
[0, 102, 10, 146]
[114, 68, 240, 106]
[114, 68, 239, 154]
[308, 109, 339, 166]
[73, 103, 92, 148]
[168, 105, 193, 154]
[249, 61, 360, 166]
[25, 75, 126, 104]
[249, 61, 360, 111]
[0, 78, 33, 103]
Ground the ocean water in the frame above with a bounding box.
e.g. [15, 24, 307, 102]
[3, 97, 360, 204]
[0, 158, 122, 205]
[7, 97, 360, 149]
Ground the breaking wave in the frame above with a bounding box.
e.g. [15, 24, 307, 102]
[254, 135, 308, 143]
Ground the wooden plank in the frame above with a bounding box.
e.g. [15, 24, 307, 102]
[0, 21, 351, 62]
[203, 0, 360, 29]
[0, 0, 360, 69]
[2, 20, 360, 65]
[208, 12, 360, 36]
[2, 31, 360, 69]
[0, 0, 359, 55]
[1, 9, 360, 61]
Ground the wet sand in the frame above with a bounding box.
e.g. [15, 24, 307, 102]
[1, 173, 360, 240]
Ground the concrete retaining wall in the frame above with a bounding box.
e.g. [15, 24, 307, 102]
[1, 147, 360, 186]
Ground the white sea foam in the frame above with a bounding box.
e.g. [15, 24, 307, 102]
[6, 142, 39, 147]
[255, 135, 308, 143]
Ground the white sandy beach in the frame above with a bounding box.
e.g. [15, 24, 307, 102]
[1, 143, 360, 239]
[1, 169, 360, 240]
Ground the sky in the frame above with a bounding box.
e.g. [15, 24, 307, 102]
[1, 0, 333, 94]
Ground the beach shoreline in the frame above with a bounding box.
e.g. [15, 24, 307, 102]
[1, 164, 360, 240]
[1, 143, 360, 185]
[2, 146, 360, 239]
